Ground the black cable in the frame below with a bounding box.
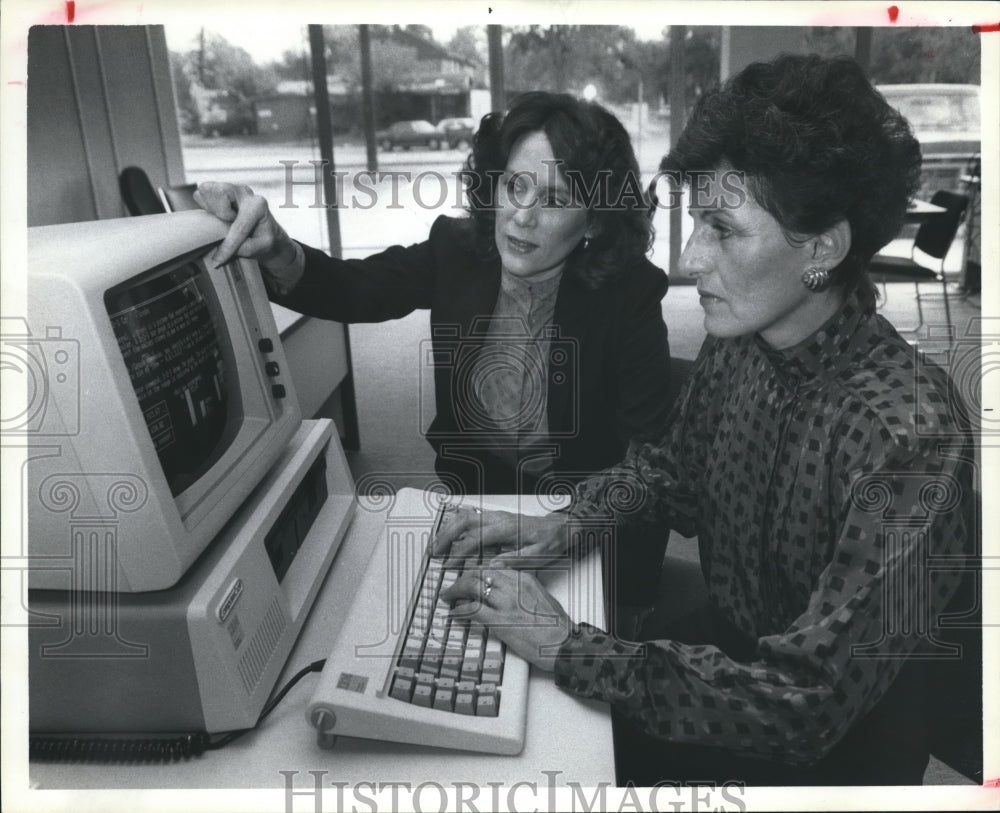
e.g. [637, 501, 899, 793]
[30, 658, 326, 763]
[204, 658, 327, 750]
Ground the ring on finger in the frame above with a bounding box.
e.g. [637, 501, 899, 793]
[482, 575, 494, 601]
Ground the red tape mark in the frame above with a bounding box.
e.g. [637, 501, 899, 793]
[66, 1, 75, 23]
[972, 22, 1000, 33]
[887, 5, 900, 22]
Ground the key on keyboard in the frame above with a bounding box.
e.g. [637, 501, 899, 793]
[387, 549, 506, 716]
[305, 488, 530, 754]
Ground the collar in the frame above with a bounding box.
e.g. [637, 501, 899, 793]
[754, 292, 875, 385]
[499, 266, 564, 300]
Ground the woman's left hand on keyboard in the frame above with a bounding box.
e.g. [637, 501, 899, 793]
[440, 568, 569, 671]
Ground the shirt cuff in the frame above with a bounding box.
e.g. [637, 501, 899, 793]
[553, 622, 642, 698]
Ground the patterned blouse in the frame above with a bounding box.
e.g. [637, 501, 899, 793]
[554, 295, 974, 764]
[473, 267, 562, 475]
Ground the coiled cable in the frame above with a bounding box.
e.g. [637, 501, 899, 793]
[30, 732, 210, 763]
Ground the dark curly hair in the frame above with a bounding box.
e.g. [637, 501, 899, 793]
[463, 91, 653, 289]
[661, 54, 922, 309]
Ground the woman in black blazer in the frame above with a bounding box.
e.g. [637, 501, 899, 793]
[197, 91, 673, 499]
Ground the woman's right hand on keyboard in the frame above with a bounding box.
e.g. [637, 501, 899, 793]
[432, 507, 570, 569]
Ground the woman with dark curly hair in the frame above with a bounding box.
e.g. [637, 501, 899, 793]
[464, 91, 657, 292]
[196, 91, 672, 501]
[437, 55, 976, 785]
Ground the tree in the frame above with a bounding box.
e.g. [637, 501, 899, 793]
[296, 25, 463, 93]
[804, 26, 981, 84]
[648, 27, 723, 114]
[402, 24, 434, 41]
[501, 25, 715, 110]
[869, 27, 980, 84]
[274, 47, 311, 81]
[680, 27, 722, 102]
[193, 31, 278, 98]
[504, 25, 653, 100]
[171, 31, 279, 135]
[319, 25, 364, 87]
[447, 26, 485, 66]
[368, 40, 423, 92]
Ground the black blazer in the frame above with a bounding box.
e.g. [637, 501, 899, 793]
[270, 215, 672, 495]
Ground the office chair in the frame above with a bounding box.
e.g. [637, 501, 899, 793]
[870, 190, 969, 334]
[119, 166, 167, 216]
[959, 153, 981, 296]
[158, 183, 200, 212]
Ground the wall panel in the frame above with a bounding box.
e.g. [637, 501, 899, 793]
[27, 25, 185, 226]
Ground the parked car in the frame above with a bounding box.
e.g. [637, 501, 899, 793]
[877, 84, 981, 198]
[375, 120, 443, 151]
[437, 116, 477, 150]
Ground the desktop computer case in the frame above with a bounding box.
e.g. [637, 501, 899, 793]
[29, 419, 356, 734]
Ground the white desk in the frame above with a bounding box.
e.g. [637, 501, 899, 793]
[29, 494, 615, 792]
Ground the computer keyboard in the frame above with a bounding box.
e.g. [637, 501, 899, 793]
[306, 488, 530, 754]
[388, 550, 507, 716]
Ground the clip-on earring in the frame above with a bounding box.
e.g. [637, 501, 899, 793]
[801, 266, 831, 292]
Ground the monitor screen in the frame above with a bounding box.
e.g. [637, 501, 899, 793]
[26, 211, 302, 592]
[106, 257, 232, 496]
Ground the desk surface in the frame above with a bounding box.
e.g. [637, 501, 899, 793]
[29, 494, 615, 792]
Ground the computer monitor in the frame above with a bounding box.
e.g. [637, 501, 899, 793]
[24, 210, 302, 593]
[22, 211, 357, 735]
